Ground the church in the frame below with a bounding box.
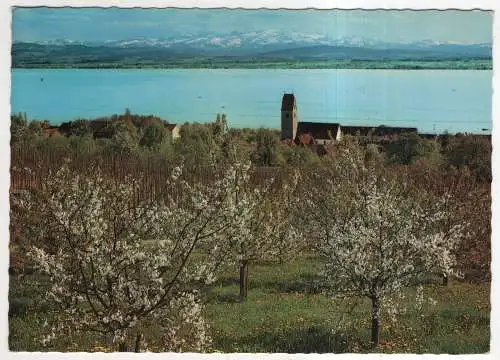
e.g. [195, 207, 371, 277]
[280, 93, 417, 145]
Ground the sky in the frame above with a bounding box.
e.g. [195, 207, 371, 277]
[12, 7, 493, 44]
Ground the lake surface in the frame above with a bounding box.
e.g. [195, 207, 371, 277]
[11, 69, 492, 134]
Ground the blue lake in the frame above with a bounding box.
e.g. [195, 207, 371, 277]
[11, 69, 492, 134]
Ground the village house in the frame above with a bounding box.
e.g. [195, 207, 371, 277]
[340, 125, 418, 142]
[42, 126, 62, 138]
[165, 123, 181, 143]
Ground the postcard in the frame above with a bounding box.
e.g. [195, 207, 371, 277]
[7, 3, 493, 355]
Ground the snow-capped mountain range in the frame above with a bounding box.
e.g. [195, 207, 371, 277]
[27, 30, 491, 53]
[12, 30, 491, 66]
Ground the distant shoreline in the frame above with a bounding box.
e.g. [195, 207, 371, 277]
[11, 59, 492, 71]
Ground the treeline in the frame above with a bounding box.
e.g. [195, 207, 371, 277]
[11, 110, 492, 184]
[11, 110, 175, 164]
[12, 59, 493, 70]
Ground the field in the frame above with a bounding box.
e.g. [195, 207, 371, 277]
[9, 254, 490, 353]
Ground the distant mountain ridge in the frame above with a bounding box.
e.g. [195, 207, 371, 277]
[20, 31, 491, 52]
[12, 31, 492, 66]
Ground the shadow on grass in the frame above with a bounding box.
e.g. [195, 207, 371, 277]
[9, 297, 33, 317]
[214, 325, 356, 353]
[213, 277, 240, 288]
[438, 308, 489, 327]
[265, 273, 329, 294]
[211, 293, 241, 303]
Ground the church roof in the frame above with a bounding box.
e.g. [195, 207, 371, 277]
[296, 122, 340, 141]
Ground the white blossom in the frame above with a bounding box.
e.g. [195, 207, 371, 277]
[18, 161, 254, 351]
[297, 140, 464, 344]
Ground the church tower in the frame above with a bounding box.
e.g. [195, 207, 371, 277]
[281, 93, 297, 140]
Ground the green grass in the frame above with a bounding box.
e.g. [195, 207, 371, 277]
[9, 254, 490, 353]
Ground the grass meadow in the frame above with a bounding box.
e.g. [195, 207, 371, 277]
[9, 253, 490, 353]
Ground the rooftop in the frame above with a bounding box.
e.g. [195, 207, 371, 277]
[341, 125, 418, 137]
[296, 122, 340, 141]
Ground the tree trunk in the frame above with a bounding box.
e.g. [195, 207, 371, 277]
[371, 296, 381, 347]
[134, 331, 144, 353]
[245, 260, 249, 296]
[442, 274, 448, 286]
[118, 342, 128, 352]
[239, 260, 249, 302]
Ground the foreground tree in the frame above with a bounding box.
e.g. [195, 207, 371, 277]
[300, 140, 463, 346]
[406, 162, 491, 283]
[16, 160, 252, 352]
[218, 164, 275, 302]
[268, 172, 305, 263]
[213, 166, 301, 302]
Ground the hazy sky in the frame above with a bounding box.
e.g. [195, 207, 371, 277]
[12, 7, 493, 44]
